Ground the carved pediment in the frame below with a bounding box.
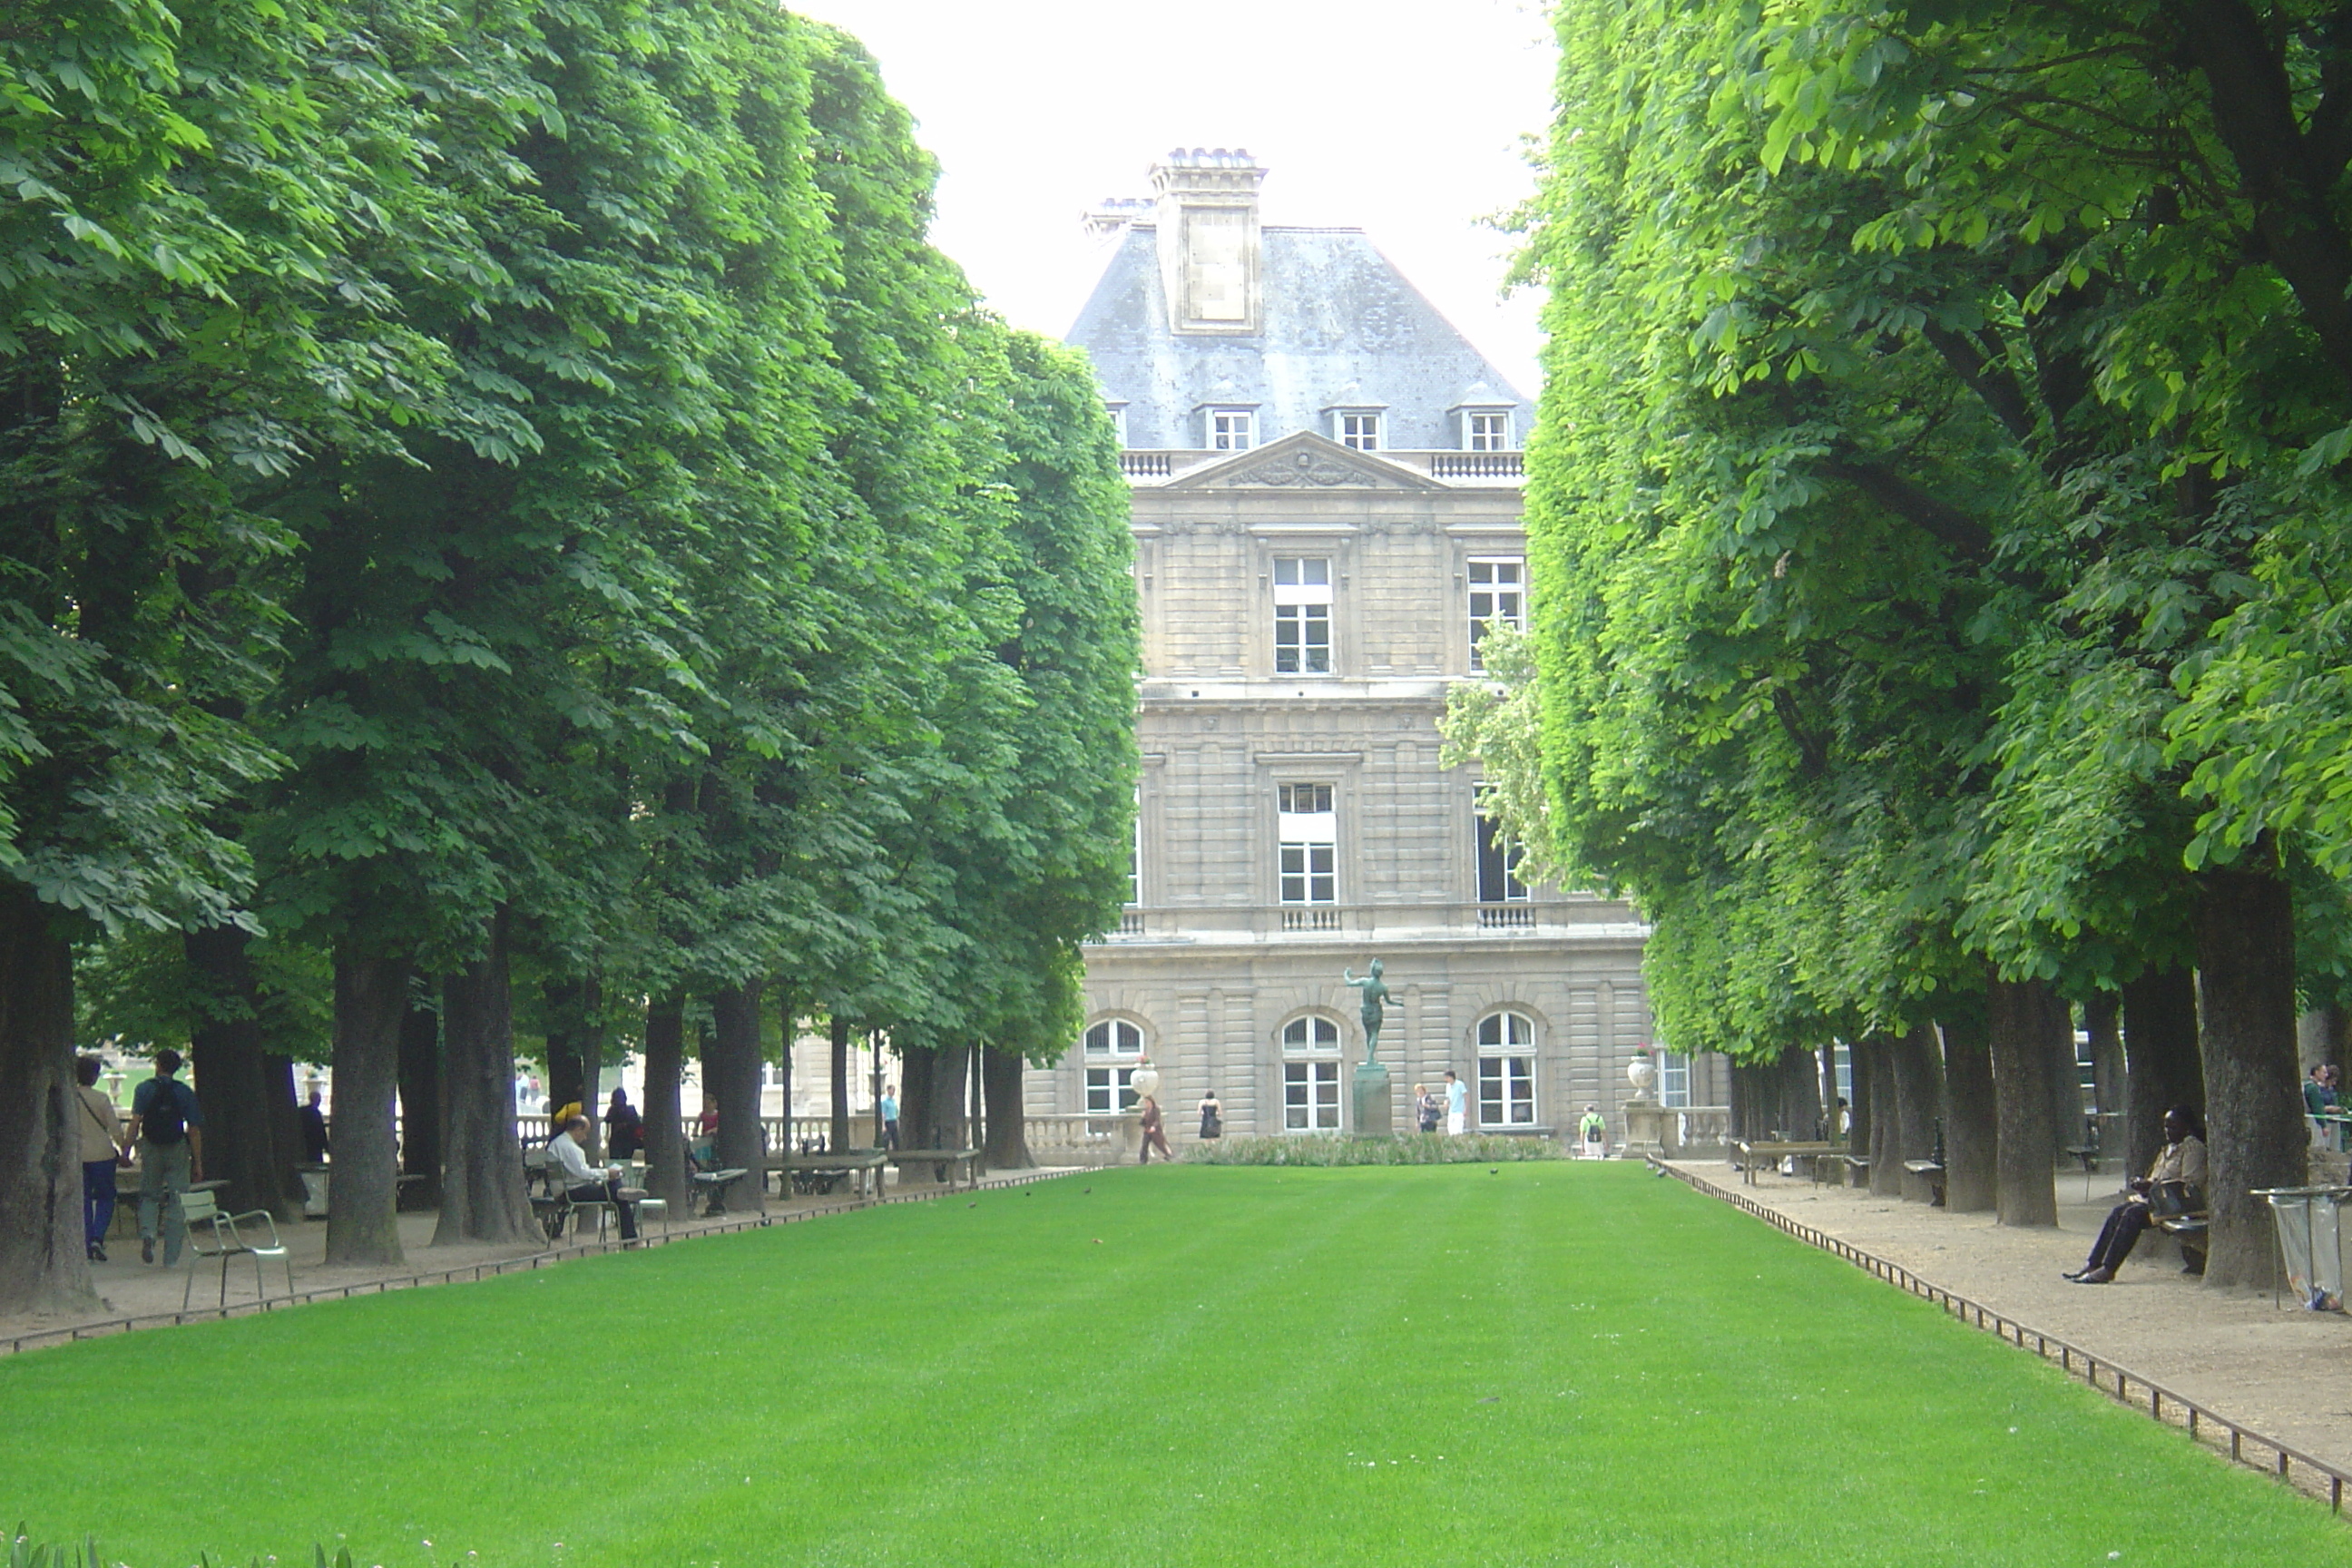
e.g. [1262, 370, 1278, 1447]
[1164, 431, 1443, 491]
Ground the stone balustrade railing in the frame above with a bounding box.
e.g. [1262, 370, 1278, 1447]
[1095, 901, 1648, 944]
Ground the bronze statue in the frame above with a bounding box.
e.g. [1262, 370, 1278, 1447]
[1342, 958, 1395, 1063]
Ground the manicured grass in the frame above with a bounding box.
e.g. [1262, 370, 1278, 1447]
[5, 1164, 2349, 1567]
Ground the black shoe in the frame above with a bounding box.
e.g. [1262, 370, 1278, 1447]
[88, 1242, 106, 1262]
[140, 1237, 154, 1264]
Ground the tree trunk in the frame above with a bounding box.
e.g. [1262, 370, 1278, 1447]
[2195, 865, 2309, 1289]
[983, 1047, 1031, 1168]
[1774, 1044, 1821, 1141]
[1987, 975, 2058, 1227]
[1818, 1044, 1840, 1134]
[262, 1051, 309, 1213]
[1867, 1038, 1902, 1197]
[0, 884, 98, 1315]
[326, 953, 409, 1266]
[642, 996, 688, 1209]
[1845, 1042, 1874, 1188]
[2122, 965, 2201, 1180]
[2086, 992, 2124, 1123]
[829, 1014, 852, 1152]
[935, 1042, 971, 1157]
[1887, 1023, 1944, 1203]
[433, 915, 534, 1245]
[397, 1001, 443, 1209]
[900, 1044, 938, 1154]
[1938, 1011, 1998, 1213]
[183, 924, 296, 1221]
[544, 978, 588, 1131]
[709, 982, 767, 1213]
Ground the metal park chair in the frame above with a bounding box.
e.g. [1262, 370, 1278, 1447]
[178, 1190, 294, 1308]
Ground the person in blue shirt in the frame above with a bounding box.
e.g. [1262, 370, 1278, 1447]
[123, 1050, 202, 1266]
[878, 1084, 899, 1150]
[1444, 1070, 1468, 1136]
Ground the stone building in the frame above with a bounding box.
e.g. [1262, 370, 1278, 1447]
[1032, 150, 1726, 1145]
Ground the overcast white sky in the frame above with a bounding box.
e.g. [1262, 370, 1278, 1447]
[789, 0, 1559, 394]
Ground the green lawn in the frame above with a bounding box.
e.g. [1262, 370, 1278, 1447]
[5, 1163, 2348, 1567]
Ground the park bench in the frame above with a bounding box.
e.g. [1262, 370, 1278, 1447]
[2149, 1181, 2209, 1275]
[766, 1150, 887, 1200]
[1902, 1119, 1948, 1207]
[1732, 1140, 1838, 1185]
[888, 1148, 982, 1190]
[691, 1166, 753, 1215]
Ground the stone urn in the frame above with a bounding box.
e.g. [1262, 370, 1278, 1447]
[1625, 1053, 1655, 1095]
[1132, 1062, 1161, 1103]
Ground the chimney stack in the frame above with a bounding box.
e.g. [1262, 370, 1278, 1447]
[1150, 147, 1265, 335]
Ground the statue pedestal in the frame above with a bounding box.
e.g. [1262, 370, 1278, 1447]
[1622, 1097, 1667, 1158]
[1353, 1063, 1393, 1137]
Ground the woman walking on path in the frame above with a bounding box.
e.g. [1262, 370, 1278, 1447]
[1197, 1090, 1222, 1141]
[75, 1057, 122, 1261]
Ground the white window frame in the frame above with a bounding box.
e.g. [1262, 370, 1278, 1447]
[1107, 403, 1129, 446]
[1474, 787, 1529, 904]
[1659, 1051, 1691, 1109]
[1468, 557, 1525, 672]
[1280, 1016, 1343, 1132]
[1273, 556, 1333, 676]
[1334, 410, 1382, 451]
[1278, 782, 1337, 905]
[1208, 408, 1256, 451]
[1083, 1019, 1144, 1116]
[1476, 1011, 1537, 1128]
[1463, 409, 1513, 451]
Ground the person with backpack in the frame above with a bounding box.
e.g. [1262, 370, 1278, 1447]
[123, 1049, 202, 1266]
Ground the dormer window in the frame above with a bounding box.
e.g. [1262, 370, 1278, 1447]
[1335, 411, 1381, 451]
[1207, 408, 1256, 451]
[1463, 409, 1513, 451]
[1105, 401, 1129, 446]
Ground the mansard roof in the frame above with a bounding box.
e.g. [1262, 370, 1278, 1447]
[1069, 224, 1531, 450]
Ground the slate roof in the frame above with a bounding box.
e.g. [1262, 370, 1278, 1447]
[1067, 224, 1531, 450]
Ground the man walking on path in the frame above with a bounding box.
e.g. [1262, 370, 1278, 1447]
[1445, 1071, 1468, 1137]
[299, 1087, 330, 1164]
[123, 1049, 202, 1266]
[74, 1057, 122, 1261]
[878, 1084, 900, 1151]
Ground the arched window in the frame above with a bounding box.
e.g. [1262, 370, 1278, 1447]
[1083, 1019, 1144, 1116]
[1280, 1015, 1342, 1132]
[1476, 1011, 1536, 1128]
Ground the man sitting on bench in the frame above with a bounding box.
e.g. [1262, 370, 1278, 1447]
[2066, 1105, 2204, 1285]
[550, 1114, 638, 1241]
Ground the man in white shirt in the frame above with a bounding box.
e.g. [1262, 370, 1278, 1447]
[1444, 1071, 1468, 1136]
[550, 1115, 638, 1240]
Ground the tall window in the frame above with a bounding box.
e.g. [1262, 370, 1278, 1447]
[1281, 1016, 1342, 1131]
[1278, 783, 1337, 906]
[1465, 410, 1512, 451]
[1274, 557, 1333, 675]
[1127, 786, 1142, 906]
[1659, 1051, 1690, 1108]
[1475, 789, 1528, 903]
[1336, 411, 1381, 450]
[1209, 408, 1255, 451]
[1468, 558, 1524, 671]
[1083, 1019, 1143, 1115]
[1476, 1011, 1536, 1127]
